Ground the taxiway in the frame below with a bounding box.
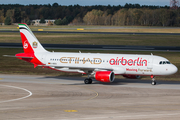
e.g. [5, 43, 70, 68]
[0, 74, 180, 120]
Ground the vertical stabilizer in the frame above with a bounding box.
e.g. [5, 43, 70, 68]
[18, 23, 47, 53]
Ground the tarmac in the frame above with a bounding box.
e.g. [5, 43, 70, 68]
[1, 74, 180, 120]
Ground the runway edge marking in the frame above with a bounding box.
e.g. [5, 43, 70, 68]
[0, 85, 32, 103]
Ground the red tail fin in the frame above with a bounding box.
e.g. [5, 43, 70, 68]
[20, 32, 34, 53]
[19, 23, 47, 53]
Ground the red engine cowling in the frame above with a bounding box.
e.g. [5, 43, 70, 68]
[123, 75, 141, 79]
[95, 71, 115, 83]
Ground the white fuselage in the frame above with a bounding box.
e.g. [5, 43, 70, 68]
[36, 52, 178, 76]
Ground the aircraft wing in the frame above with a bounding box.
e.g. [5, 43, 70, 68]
[54, 66, 113, 71]
[44, 65, 124, 74]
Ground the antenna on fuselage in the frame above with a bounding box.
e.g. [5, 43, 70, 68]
[151, 53, 153, 56]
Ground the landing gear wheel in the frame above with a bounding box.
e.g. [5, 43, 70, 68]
[151, 75, 156, 85]
[151, 81, 156, 85]
[84, 78, 92, 84]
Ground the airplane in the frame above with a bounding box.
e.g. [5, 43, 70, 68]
[6, 23, 178, 85]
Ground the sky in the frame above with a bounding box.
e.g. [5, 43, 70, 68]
[0, 0, 171, 6]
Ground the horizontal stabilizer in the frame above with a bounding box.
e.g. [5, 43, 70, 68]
[3, 55, 34, 58]
[3, 55, 16, 57]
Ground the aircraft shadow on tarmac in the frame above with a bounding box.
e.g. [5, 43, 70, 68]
[40, 76, 180, 86]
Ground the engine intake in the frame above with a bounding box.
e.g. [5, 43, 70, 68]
[95, 71, 115, 83]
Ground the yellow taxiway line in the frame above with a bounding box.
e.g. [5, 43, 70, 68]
[64, 110, 78, 112]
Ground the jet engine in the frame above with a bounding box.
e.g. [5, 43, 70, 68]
[95, 71, 115, 82]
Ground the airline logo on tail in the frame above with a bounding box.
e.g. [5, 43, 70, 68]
[33, 42, 38, 48]
[23, 41, 28, 49]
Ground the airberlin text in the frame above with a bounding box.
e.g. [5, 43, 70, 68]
[109, 57, 147, 66]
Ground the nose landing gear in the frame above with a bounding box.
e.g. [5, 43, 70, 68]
[151, 75, 156, 85]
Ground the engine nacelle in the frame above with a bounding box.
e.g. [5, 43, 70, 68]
[95, 71, 115, 83]
[123, 75, 141, 79]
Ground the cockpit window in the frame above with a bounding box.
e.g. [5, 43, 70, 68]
[159, 61, 171, 65]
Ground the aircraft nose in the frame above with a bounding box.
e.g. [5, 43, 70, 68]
[170, 64, 178, 74]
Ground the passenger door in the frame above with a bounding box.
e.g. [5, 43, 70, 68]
[147, 57, 153, 69]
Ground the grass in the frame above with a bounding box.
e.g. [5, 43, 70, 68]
[1, 25, 180, 33]
[0, 32, 180, 46]
[0, 48, 180, 81]
[81, 28, 180, 33]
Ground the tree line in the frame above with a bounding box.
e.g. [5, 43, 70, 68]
[82, 8, 180, 26]
[0, 3, 179, 26]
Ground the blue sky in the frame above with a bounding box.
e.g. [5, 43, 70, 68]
[1, 0, 170, 6]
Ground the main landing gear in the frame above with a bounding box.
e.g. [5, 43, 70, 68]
[84, 78, 92, 84]
[151, 75, 156, 85]
[84, 72, 93, 84]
